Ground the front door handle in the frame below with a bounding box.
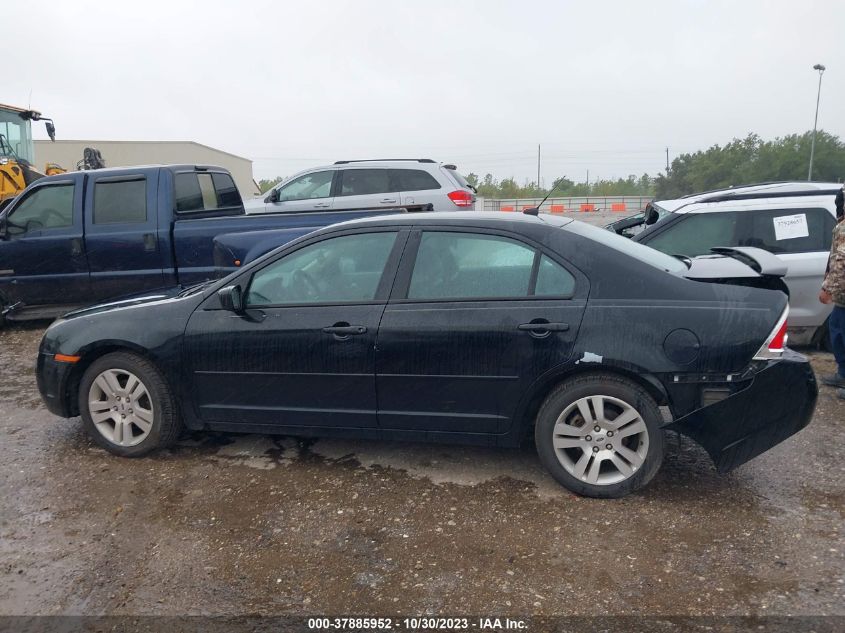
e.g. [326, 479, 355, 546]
[518, 321, 570, 337]
[380, 198, 398, 204]
[314, 202, 332, 208]
[322, 323, 367, 338]
[70, 237, 83, 257]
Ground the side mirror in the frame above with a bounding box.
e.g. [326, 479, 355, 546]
[265, 189, 280, 203]
[645, 206, 659, 225]
[218, 284, 244, 313]
[45, 121, 56, 142]
[0, 215, 7, 240]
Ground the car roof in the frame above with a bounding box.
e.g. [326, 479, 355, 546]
[299, 160, 449, 171]
[327, 211, 574, 231]
[656, 181, 842, 214]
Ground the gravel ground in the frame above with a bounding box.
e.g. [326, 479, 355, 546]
[0, 322, 842, 618]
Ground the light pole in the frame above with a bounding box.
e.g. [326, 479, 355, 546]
[808, 63, 826, 181]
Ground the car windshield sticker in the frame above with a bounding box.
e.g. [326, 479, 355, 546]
[773, 213, 809, 240]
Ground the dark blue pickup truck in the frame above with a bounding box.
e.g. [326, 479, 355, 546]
[0, 164, 414, 322]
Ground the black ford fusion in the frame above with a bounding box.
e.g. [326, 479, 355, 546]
[37, 212, 817, 498]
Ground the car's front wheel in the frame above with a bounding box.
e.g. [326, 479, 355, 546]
[535, 373, 665, 498]
[79, 352, 181, 457]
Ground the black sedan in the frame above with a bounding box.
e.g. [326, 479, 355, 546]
[37, 212, 817, 498]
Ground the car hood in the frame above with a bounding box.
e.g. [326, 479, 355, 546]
[61, 286, 194, 320]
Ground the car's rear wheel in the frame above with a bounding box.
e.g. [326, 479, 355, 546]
[535, 373, 665, 498]
[79, 352, 181, 457]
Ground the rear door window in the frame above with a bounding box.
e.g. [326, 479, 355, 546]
[93, 178, 147, 224]
[339, 169, 394, 196]
[407, 232, 536, 300]
[740, 208, 835, 253]
[535, 255, 576, 296]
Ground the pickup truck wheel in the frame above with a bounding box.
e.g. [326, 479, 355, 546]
[535, 373, 665, 498]
[79, 352, 181, 457]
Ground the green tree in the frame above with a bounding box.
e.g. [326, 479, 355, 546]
[258, 176, 284, 193]
[655, 130, 845, 198]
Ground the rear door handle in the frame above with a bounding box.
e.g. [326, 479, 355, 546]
[380, 198, 398, 204]
[314, 202, 332, 208]
[142, 233, 156, 252]
[518, 321, 570, 333]
[322, 324, 367, 337]
[70, 237, 84, 257]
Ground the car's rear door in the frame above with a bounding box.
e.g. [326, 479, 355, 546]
[375, 228, 588, 436]
[336, 168, 401, 211]
[183, 228, 408, 430]
[84, 168, 166, 301]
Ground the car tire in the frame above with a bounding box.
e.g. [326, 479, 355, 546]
[534, 373, 665, 498]
[79, 352, 181, 457]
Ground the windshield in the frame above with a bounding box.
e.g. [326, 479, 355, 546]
[567, 220, 688, 273]
[0, 109, 33, 163]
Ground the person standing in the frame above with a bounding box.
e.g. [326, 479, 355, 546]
[836, 182, 844, 221]
[820, 205, 845, 400]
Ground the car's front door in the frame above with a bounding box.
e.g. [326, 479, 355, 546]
[267, 170, 336, 213]
[184, 229, 407, 430]
[0, 176, 90, 307]
[375, 229, 588, 435]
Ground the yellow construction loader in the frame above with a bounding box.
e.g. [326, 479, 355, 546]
[0, 103, 64, 208]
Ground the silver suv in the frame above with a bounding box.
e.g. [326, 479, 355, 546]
[627, 181, 843, 346]
[245, 159, 476, 214]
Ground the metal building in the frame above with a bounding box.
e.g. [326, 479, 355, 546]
[34, 140, 260, 197]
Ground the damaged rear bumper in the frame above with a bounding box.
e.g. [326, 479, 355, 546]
[666, 348, 817, 473]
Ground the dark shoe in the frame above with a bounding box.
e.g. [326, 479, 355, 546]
[820, 373, 845, 388]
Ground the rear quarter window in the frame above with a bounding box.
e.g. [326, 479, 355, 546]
[742, 208, 835, 253]
[394, 169, 441, 191]
[175, 172, 241, 212]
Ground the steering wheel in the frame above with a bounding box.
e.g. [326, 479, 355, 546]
[292, 269, 320, 300]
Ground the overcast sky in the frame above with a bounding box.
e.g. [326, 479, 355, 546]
[7, 0, 844, 185]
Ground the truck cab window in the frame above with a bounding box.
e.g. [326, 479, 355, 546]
[176, 172, 242, 212]
[6, 184, 74, 235]
[93, 179, 147, 224]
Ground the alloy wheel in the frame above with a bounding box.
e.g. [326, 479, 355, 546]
[87, 368, 155, 447]
[551, 395, 650, 486]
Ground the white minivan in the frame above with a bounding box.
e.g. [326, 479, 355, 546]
[245, 159, 476, 214]
[623, 181, 843, 347]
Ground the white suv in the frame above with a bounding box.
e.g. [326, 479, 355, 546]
[628, 181, 843, 346]
[245, 159, 476, 214]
